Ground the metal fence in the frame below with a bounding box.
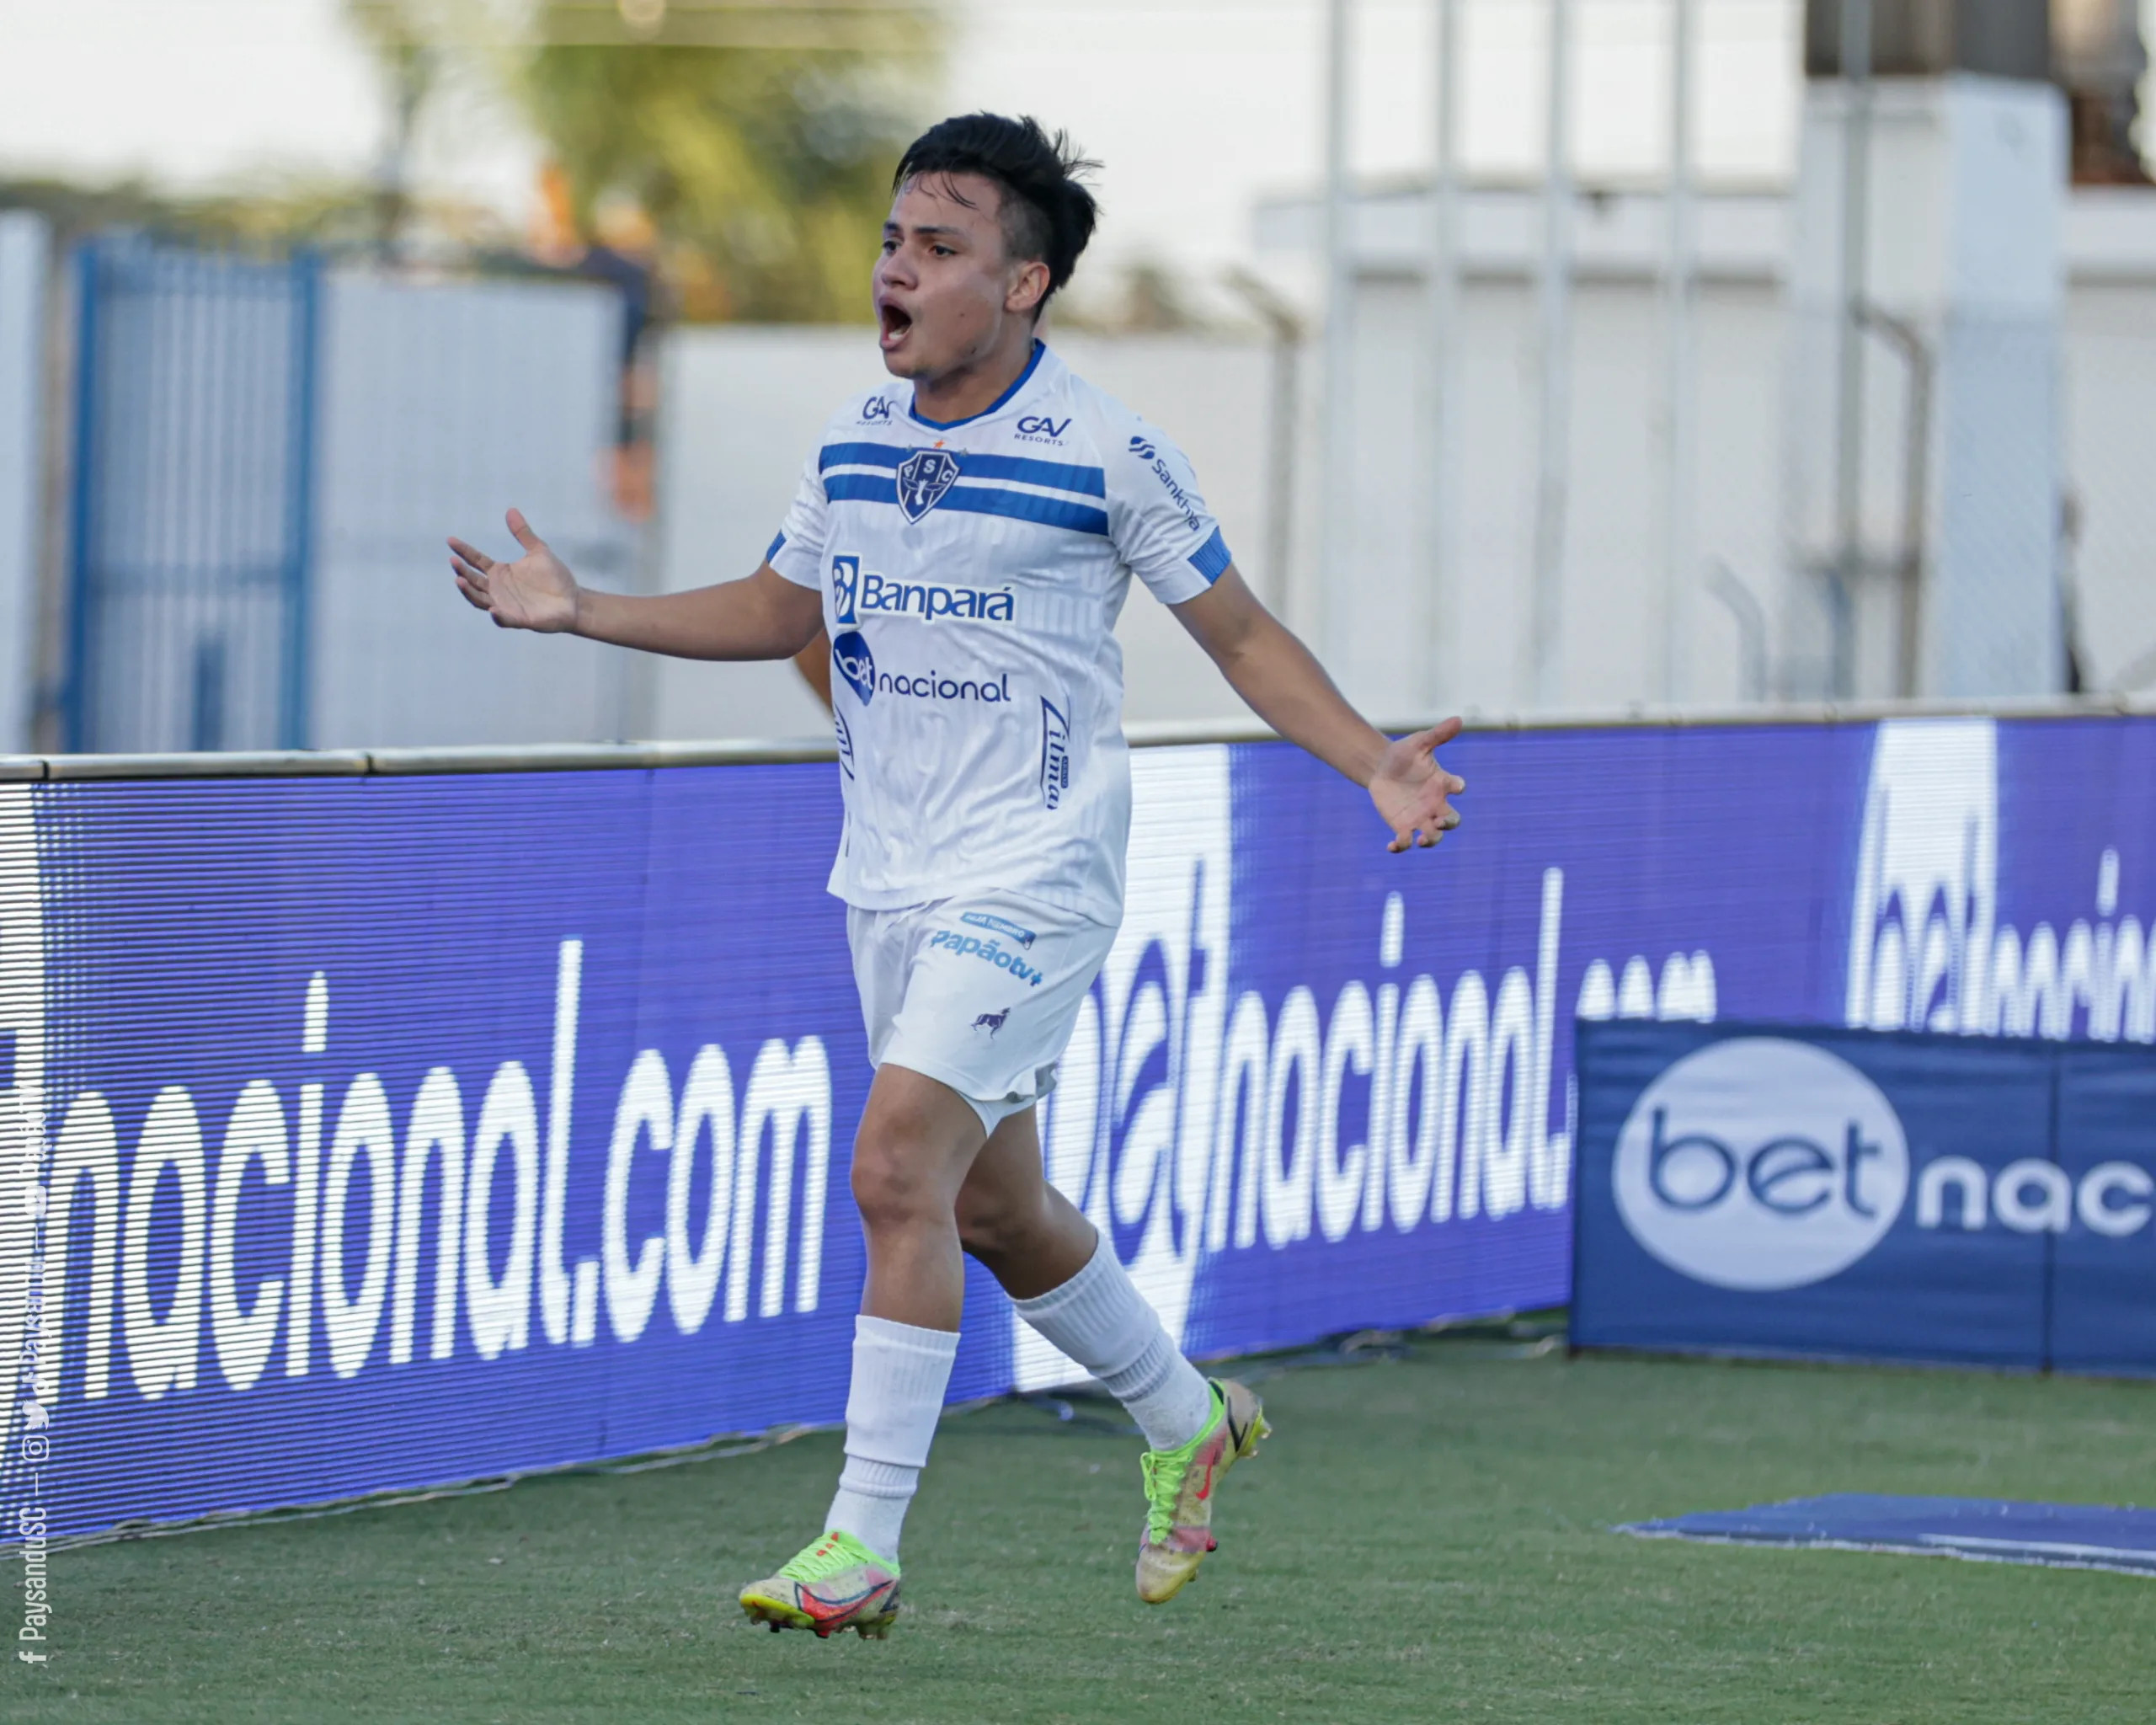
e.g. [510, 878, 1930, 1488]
[67, 237, 319, 753]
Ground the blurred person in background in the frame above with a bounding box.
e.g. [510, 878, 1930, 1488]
[450, 111, 1464, 1641]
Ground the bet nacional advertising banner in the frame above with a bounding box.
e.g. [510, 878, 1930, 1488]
[2, 712, 2153, 1540]
[1571, 1020, 2156, 1370]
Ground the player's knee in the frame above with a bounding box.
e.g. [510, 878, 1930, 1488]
[849, 1141, 945, 1236]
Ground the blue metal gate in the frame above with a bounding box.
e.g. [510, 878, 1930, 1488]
[66, 236, 318, 752]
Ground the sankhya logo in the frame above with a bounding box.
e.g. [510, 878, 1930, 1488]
[1613, 1039, 1908, 1290]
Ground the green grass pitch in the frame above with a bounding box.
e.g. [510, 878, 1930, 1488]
[11, 1329, 2156, 1722]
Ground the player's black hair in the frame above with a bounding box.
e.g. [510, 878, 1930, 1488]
[892, 113, 1101, 312]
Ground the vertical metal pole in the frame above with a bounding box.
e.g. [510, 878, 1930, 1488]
[1831, 0, 1874, 699]
[1527, 0, 1574, 708]
[1321, 0, 1356, 669]
[63, 242, 99, 754]
[1660, 0, 1698, 705]
[1427, 0, 1462, 705]
[280, 251, 320, 750]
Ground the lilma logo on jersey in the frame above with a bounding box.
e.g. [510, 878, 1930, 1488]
[1040, 698, 1071, 810]
[830, 555, 1014, 628]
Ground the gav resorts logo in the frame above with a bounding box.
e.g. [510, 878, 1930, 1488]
[1613, 1038, 1908, 1291]
[832, 630, 876, 704]
[1016, 414, 1070, 442]
[896, 449, 963, 521]
[861, 395, 894, 423]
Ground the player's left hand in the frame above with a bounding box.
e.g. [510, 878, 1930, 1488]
[1368, 718, 1466, 852]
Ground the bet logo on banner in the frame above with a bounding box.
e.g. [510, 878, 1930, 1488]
[1612, 1038, 1909, 1291]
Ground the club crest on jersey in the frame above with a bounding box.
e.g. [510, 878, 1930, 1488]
[896, 448, 963, 521]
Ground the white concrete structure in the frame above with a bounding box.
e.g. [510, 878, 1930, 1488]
[0, 214, 45, 752]
[1786, 76, 2068, 701]
[1255, 175, 2156, 718]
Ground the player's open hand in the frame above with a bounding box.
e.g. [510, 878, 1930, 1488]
[1368, 718, 1466, 852]
[448, 509, 580, 633]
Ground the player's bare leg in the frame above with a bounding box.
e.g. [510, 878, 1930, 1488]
[958, 1108, 1270, 1603]
[739, 1065, 985, 1637]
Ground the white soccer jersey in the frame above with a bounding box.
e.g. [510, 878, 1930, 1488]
[766, 341, 1232, 925]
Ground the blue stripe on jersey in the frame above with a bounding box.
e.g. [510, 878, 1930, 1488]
[953, 452, 1107, 497]
[819, 442, 1105, 499]
[824, 473, 1109, 536]
[940, 486, 1109, 537]
[825, 473, 899, 505]
[819, 441, 905, 473]
[765, 530, 787, 562]
[1189, 526, 1233, 582]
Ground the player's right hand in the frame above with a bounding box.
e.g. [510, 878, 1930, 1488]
[448, 509, 580, 633]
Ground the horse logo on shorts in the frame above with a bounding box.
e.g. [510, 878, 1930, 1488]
[972, 1007, 1010, 1039]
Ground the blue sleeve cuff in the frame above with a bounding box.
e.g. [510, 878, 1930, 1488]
[1188, 527, 1232, 584]
[765, 530, 787, 563]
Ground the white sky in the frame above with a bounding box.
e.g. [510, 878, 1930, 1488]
[0, 0, 1808, 282]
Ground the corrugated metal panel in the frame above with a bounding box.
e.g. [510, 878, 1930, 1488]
[66, 238, 316, 753]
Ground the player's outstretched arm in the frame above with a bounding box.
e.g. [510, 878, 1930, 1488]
[448, 508, 824, 661]
[1171, 565, 1465, 852]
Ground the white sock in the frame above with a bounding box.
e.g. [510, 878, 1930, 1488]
[824, 1314, 959, 1562]
[1011, 1234, 1215, 1452]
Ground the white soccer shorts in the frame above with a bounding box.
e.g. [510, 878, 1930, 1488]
[846, 889, 1120, 1135]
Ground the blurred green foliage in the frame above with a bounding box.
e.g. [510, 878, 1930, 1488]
[524, 14, 937, 322]
[345, 1, 942, 323]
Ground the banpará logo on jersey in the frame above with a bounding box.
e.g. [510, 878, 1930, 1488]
[860, 396, 894, 423]
[1612, 1038, 1909, 1291]
[830, 554, 1014, 628]
[1039, 697, 1071, 810]
[1017, 414, 1070, 443]
[897, 448, 963, 521]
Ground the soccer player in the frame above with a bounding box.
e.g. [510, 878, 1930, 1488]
[450, 113, 1465, 1641]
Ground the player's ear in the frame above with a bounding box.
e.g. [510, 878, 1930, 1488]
[1007, 259, 1050, 317]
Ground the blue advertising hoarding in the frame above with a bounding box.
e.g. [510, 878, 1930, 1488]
[1572, 1019, 2156, 1369]
[3, 711, 2153, 1540]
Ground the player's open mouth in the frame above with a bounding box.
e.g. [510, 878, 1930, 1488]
[878, 302, 914, 350]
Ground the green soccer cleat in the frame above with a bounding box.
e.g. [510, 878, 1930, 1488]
[1134, 1376, 1270, 1604]
[738, 1530, 902, 1640]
